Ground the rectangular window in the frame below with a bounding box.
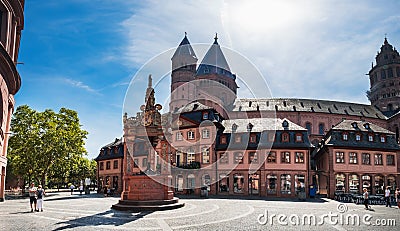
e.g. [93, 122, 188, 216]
[187, 131, 195, 140]
[342, 133, 348, 141]
[362, 153, 370, 165]
[267, 152, 276, 163]
[100, 162, 104, 170]
[106, 161, 111, 170]
[355, 134, 361, 141]
[281, 152, 290, 163]
[295, 152, 304, 163]
[219, 152, 228, 164]
[134, 158, 139, 167]
[368, 134, 373, 142]
[202, 147, 210, 164]
[349, 152, 357, 164]
[282, 133, 289, 142]
[234, 152, 243, 164]
[142, 158, 148, 167]
[374, 154, 383, 165]
[248, 152, 258, 163]
[187, 151, 195, 163]
[113, 160, 118, 169]
[336, 152, 344, 163]
[295, 134, 302, 142]
[202, 129, 210, 139]
[235, 135, 241, 143]
[176, 132, 183, 141]
[387, 154, 395, 166]
[380, 136, 386, 143]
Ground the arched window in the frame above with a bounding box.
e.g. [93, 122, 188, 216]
[202, 174, 211, 191]
[319, 123, 325, 135]
[187, 174, 195, 193]
[305, 122, 312, 135]
[176, 175, 184, 192]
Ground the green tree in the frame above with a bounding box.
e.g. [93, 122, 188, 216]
[7, 105, 88, 187]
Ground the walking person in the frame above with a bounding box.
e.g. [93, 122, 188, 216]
[79, 184, 83, 195]
[28, 182, 38, 212]
[36, 185, 45, 212]
[363, 188, 369, 210]
[70, 184, 75, 195]
[385, 186, 391, 207]
[395, 188, 400, 209]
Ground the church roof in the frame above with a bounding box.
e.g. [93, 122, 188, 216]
[196, 34, 235, 79]
[172, 34, 197, 59]
[233, 98, 387, 119]
[222, 118, 306, 133]
[174, 102, 212, 114]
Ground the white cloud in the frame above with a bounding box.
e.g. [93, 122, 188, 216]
[118, 0, 400, 104]
[63, 78, 100, 95]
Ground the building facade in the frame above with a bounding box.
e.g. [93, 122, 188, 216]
[95, 138, 124, 194]
[0, 0, 23, 202]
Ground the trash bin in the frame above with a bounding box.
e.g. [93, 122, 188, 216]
[201, 186, 208, 198]
[309, 185, 316, 198]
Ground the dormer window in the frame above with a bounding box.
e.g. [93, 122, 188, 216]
[355, 134, 361, 141]
[351, 122, 358, 129]
[202, 112, 209, 120]
[220, 135, 227, 144]
[380, 135, 386, 143]
[247, 123, 254, 132]
[268, 133, 275, 142]
[295, 133, 303, 142]
[364, 123, 370, 129]
[282, 120, 289, 128]
[232, 123, 238, 133]
[282, 132, 289, 142]
[342, 132, 348, 141]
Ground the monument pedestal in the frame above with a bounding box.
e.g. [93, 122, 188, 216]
[112, 175, 184, 212]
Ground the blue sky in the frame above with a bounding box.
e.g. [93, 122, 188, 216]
[16, 0, 400, 159]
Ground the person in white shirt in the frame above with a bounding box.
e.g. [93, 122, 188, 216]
[385, 186, 391, 207]
[28, 182, 38, 212]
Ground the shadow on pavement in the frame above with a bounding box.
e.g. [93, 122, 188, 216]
[52, 209, 153, 230]
[177, 194, 328, 203]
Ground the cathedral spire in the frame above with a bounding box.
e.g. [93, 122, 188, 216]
[214, 33, 218, 44]
[145, 74, 155, 108]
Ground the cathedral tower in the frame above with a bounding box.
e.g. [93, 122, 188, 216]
[368, 37, 400, 116]
[170, 33, 198, 112]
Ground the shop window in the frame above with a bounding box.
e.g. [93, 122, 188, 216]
[362, 153, 370, 165]
[219, 152, 228, 164]
[113, 160, 118, 169]
[106, 161, 111, 170]
[349, 174, 359, 193]
[387, 154, 395, 165]
[280, 174, 291, 194]
[202, 147, 210, 164]
[219, 174, 229, 192]
[335, 174, 345, 193]
[281, 152, 290, 163]
[233, 174, 244, 193]
[113, 176, 118, 190]
[349, 152, 358, 164]
[374, 175, 384, 194]
[387, 176, 396, 193]
[249, 174, 259, 195]
[362, 175, 371, 192]
[295, 175, 305, 193]
[248, 152, 258, 163]
[267, 152, 276, 163]
[295, 152, 304, 163]
[267, 175, 277, 194]
[374, 154, 383, 165]
[336, 152, 345, 163]
[234, 152, 243, 164]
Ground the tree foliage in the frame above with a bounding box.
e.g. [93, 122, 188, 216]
[7, 105, 90, 187]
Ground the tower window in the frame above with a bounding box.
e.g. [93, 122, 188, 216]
[381, 69, 386, 79]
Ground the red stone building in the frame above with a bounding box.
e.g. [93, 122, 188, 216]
[0, 0, 24, 202]
[95, 138, 124, 194]
[313, 120, 399, 198]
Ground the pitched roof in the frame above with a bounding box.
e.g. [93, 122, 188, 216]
[222, 118, 306, 133]
[174, 102, 212, 114]
[172, 34, 197, 59]
[233, 98, 387, 119]
[332, 119, 394, 134]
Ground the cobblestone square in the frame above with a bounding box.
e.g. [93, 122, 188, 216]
[0, 192, 399, 230]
